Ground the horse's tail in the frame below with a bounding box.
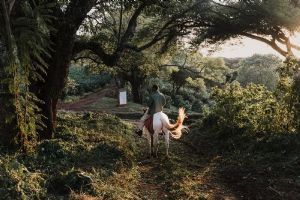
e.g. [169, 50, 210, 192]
[164, 107, 188, 139]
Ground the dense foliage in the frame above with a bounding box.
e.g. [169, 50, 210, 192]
[0, 112, 137, 199]
[62, 65, 111, 99]
[236, 54, 281, 91]
[178, 60, 300, 199]
[210, 82, 293, 135]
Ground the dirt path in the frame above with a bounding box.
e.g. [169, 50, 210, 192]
[130, 118, 240, 200]
[58, 86, 117, 111]
[59, 90, 242, 199]
[136, 160, 170, 199]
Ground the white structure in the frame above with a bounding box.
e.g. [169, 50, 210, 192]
[119, 89, 127, 106]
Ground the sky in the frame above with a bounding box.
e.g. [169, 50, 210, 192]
[200, 33, 300, 59]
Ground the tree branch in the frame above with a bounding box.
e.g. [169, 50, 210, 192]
[276, 36, 300, 51]
[64, 0, 98, 35]
[135, 20, 188, 51]
[73, 40, 117, 66]
[117, 0, 123, 44]
[73, 55, 102, 64]
[7, 0, 15, 15]
[119, 2, 150, 47]
[241, 32, 289, 57]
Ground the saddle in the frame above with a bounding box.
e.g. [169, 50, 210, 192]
[144, 116, 154, 134]
[144, 116, 165, 136]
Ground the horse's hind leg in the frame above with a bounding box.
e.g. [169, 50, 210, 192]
[163, 128, 170, 157]
[151, 134, 155, 157]
[153, 131, 159, 158]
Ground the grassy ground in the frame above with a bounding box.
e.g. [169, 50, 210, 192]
[64, 95, 181, 114]
[88, 97, 146, 112]
[1, 111, 299, 199]
[0, 111, 239, 200]
[59, 93, 202, 122]
[184, 121, 300, 200]
[0, 112, 139, 199]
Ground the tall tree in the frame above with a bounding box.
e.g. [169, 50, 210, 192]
[28, 0, 202, 137]
[72, 0, 198, 103]
[32, 0, 99, 138]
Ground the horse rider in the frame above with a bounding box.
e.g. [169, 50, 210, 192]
[136, 84, 166, 136]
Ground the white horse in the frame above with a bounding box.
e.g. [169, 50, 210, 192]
[140, 108, 188, 157]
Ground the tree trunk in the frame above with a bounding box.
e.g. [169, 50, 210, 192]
[32, 0, 97, 139]
[127, 69, 144, 104]
[37, 31, 75, 138]
[0, 0, 19, 145]
[131, 82, 142, 103]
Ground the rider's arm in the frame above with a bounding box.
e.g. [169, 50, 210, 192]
[147, 95, 154, 107]
[162, 95, 166, 107]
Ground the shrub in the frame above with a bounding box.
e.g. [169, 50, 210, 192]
[210, 82, 294, 135]
[173, 95, 192, 110]
[164, 94, 173, 108]
[0, 158, 46, 199]
[191, 100, 203, 112]
[48, 169, 95, 195]
[179, 89, 196, 103]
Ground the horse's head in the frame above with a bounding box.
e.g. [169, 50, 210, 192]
[143, 108, 148, 114]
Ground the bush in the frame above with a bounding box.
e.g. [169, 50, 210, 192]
[191, 100, 203, 112]
[164, 94, 173, 108]
[178, 88, 197, 103]
[173, 95, 192, 110]
[0, 158, 46, 199]
[210, 82, 294, 135]
[49, 169, 95, 195]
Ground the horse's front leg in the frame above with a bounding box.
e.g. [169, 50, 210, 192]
[144, 128, 152, 158]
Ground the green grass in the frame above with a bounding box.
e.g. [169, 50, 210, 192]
[0, 111, 209, 200]
[62, 91, 95, 103]
[0, 111, 225, 200]
[3, 109, 297, 199]
[87, 97, 145, 113]
[184, 120, 300, 199]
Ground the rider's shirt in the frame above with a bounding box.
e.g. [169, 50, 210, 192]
[147, 90, 166, 116]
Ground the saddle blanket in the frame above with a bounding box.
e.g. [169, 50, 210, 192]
[144, 116, 154, 134]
